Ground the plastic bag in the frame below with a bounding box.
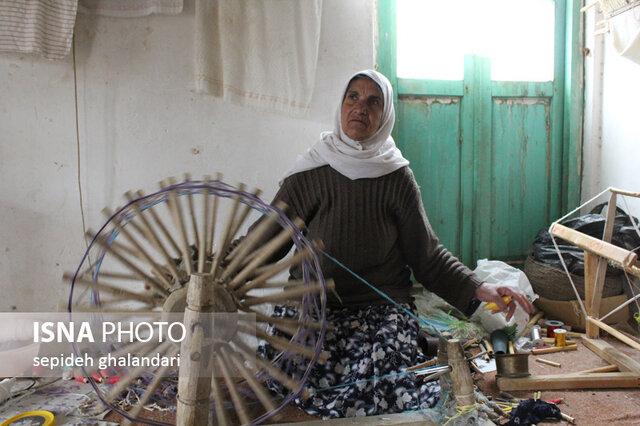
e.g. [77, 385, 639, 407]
[532, 203, 640, 276]
[470, 259, 539, 335]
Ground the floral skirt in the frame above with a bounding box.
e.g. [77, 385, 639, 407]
[258, 303, 440, 419]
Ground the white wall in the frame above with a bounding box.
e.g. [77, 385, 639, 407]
[0, 0, 376, 311]
[582, 9, 640, 215]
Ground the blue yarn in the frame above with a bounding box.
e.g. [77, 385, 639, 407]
[320, 249, 431, 329]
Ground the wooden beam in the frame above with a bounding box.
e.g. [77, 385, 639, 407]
[587, 317, 640, 352]
[549, 223, 637, 268]
[497, 372, 640, 391]
[584, 251, 599, 338]
[271, 411, 439, 425]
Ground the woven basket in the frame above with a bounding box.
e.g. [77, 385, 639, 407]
[524, 255, 623, 301]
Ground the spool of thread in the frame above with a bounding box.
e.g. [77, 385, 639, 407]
[545, 320, 564, 337]
[554, 328, 567, 347]
[1, 410, 55, 425]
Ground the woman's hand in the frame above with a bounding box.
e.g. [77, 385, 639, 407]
[474, 282, 535, 321]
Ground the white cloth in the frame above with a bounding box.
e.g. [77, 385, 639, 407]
[610, 7, 640, 65]
[0, 0, 78, 60]
[194, 0, 322, 116]
[78, 0, 182, 17]
[283, 69, 409, 181]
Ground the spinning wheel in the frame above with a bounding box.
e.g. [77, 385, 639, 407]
[64, 175, 331, 425]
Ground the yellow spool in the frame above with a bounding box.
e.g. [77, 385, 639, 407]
[1, 410, 55, 426]
[554, 328, 567, 347]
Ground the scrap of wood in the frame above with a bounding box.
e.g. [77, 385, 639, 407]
[581, 337, 640, 374]
[577, 364, 619, 374]
[497, 372, 640, 391]
[536, 358, 561, 368]
[531, 344, 578, 355]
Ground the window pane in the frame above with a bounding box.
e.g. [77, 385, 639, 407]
[395, 0, 555, 82]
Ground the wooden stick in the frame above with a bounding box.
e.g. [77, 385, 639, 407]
[550, 223, 637, 268]
[406, 358, 438, 372]
[92, 271, 140, 281]
[585, 251, 599, 337]
[610, 188, 640, 197]
[207, 172, 222, 259]
[64, 273, 157, 305]
[125, 191, 181, 282]
[222, 206, 284, 281]
[87, 231, 168, 297]
[215, 354, 251, 425]
[240, 280, 333, 307]
[228, 218, 304, 289]
[236, 247, 316, 295]
[221, 346, 278, 416]
[163, 178, 193, 275]
[210, 183, 245, 277]
[137, 189, 181, 257]
[577, 364, 618, 374]
[587, 317, 640, 351]
[184, 173, 200, 251]
[531, 344, 577, 355]
[210, 375, 228, 426]
[123, 346, 179, 425]
[231, 338, 307, 398]
[226, 188, 262, 246]
[497, 372, 640, 391]
[104, 207, 173, 291]
[536, 358, 561, 368]
[197, 176, 210, 273]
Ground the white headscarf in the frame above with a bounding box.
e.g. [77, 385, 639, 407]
[283, 69, 409, 181]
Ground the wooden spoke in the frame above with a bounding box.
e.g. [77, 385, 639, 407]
[245, 308, 328, 332]
[123, 346, 180, 425]
[241, 280, 333, 307]
[210, 374, 229, 426]
[91, 271, 140, 281]
[81, 340, 158, 376]
[231, 338, 307, 398]
[238, 279, 306, 297]
[221, 345, 278, 415]
[227, 189, 262, 245]
[207, 172, 223, 260]
[163, 178, 193, 275]
[210, 183, 245, 277]
[87, 231, 169, 297]
[184, 173, 201, 252]
[198, 176, 211, 273]
[64, 273, 158, 305]
[137, 189, 182, 257]
[104, 207, 173, 291]
[241, 244, 317, 292]
[72, 304, 154, 313]
[238, 324, 317, 360]
[105, 341, 173, 403]
[215, 353, 251, 425]
[124, 191, 181, 282]
[228, 217, 305, 290]
[221, 206, 283, 281]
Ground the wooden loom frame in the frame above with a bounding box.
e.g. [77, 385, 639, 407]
[498, 188, 640, 391]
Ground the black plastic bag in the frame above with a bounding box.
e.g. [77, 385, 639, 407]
[531, 203, 640, 276]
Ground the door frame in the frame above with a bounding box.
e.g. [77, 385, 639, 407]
[376, 0, 584, 263]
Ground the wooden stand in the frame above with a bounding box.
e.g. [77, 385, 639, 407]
[177, 273, 215, 425]
[445, 339, 475, 407]
[498, 188, 640, 391]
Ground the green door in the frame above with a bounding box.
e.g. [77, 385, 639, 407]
[377, 0, 583, 266]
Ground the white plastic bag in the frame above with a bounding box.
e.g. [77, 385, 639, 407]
[470, 259, 539, 335]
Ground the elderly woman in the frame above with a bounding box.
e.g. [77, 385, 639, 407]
[257, 69, 533, 418]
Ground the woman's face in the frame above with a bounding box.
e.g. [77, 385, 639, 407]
[340, 77, 384, 142]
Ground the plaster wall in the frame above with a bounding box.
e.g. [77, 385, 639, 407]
[582, 9, 640, 215]
[0, 0, 376, 311]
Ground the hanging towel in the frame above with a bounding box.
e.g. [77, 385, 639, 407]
[78, 0, 183, 17]
[195, 0, 323, 117]
[0, 0, 78, 60]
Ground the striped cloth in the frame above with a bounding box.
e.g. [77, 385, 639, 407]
[0, 0, 78, 60]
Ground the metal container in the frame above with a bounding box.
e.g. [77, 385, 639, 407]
[495, 353, 530, 378]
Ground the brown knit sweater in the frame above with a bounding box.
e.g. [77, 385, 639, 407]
[261, 165, 482, 313]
